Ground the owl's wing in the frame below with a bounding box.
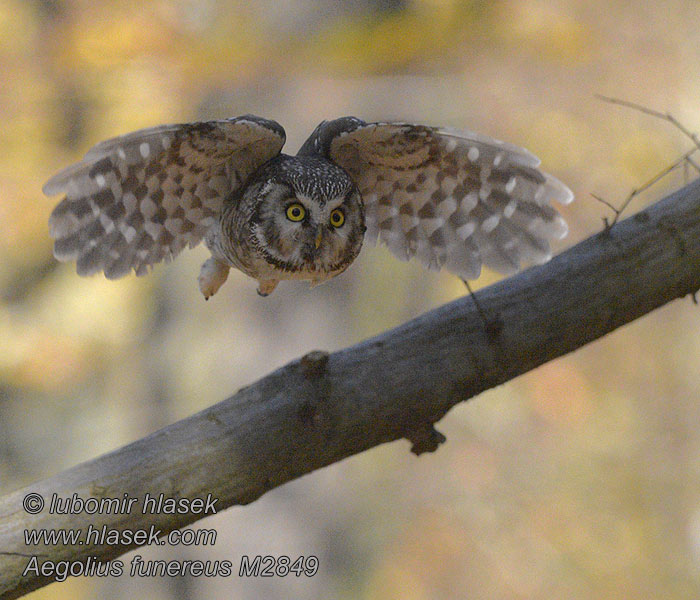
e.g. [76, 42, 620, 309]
[299, 118, 572, 279]
[44, 115, 286, 279]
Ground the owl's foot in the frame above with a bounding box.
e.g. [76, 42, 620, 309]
[256, 279, 279, 297]
[198, 257, 230, 300]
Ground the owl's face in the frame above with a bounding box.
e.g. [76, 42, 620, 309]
[247, 156, 365, 279]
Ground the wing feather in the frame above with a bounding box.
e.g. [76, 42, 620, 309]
[300, 118, 572, 280]
[44, 115, 286, 279]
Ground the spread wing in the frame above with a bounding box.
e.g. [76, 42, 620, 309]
[299, 117, 573, 279]
[44, 115, 286, 279]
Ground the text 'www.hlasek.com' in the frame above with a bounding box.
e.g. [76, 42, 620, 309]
[20, 492, 319, 582]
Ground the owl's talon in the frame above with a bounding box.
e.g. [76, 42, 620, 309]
[256, 279, 279, 297]
[199, 257, 230, 299]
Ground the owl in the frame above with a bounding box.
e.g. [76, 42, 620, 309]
[44, 115, 573, 298]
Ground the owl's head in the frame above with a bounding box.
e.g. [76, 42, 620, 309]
[246, 155, 365, 278]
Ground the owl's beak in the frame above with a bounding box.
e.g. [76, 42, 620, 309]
[314, 229, 323, 249]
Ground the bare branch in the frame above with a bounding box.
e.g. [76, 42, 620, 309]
[592, 149, 699, 228]
[1, 178, 700, 598]
[592, 96, 700, 228]
[596, 94, 700, 150]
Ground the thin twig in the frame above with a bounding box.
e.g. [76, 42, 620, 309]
[592, 95, 700, 228]
[462, 279, 487, 322]
[596, 94, 700, 150]
[590, 193, 618, 214]
[592, 149, 698, 229]
[461, 279, 504, 339]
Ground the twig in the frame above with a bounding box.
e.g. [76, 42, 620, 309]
[461, 279, 505, 339]
[592, 95, 700, 228]
[596, 94, 700, 150]
[592, 148, 699, 229]
[461, 279, 489, 323]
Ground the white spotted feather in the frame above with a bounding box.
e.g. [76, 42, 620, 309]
[44, 114, 573, 299]
[318, 121, 573, 279]
[44, 116, 285, 279]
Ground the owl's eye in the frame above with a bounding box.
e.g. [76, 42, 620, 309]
[330, 208, 345, 228]
[285, 203, 306, 222]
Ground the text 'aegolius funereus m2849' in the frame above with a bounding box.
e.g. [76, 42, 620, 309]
[44, 116, 573, 298]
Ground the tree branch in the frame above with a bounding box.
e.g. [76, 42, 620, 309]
[2, 178, 700, 598]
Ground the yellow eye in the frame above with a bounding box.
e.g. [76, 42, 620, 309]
[286, 203, 305, 222]
[330, 208, 345, 228]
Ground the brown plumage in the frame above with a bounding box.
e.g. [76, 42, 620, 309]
[44, 115, 573, 298]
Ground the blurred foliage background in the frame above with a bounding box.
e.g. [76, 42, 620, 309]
[1, 0, 700, 598]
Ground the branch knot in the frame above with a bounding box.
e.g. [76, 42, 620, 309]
[407, 424, 447, 455]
